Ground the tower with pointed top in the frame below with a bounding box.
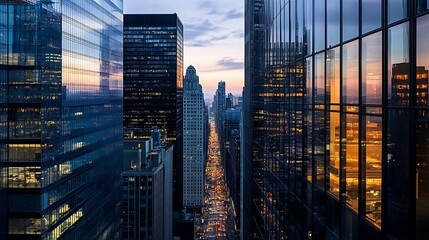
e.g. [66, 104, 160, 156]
[183, 65, 205, 208]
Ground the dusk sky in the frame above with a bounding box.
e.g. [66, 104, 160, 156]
[124, 0, 245, 98]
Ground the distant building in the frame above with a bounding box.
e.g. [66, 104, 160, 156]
[391, 62, 428, 106]
[183, 66, 205, 208]
[123, 14, 184, 211]
[215, 81, 227, 165]
[237, 96, 243, 108]
[226, 93, 234, 109]
[122, 130, 174, 240]
[215, 81, 226, 131]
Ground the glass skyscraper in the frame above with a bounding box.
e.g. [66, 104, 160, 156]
[0, 0, 123, 239]
[243, 0, 429, 239]
[123, 14, 184, 210]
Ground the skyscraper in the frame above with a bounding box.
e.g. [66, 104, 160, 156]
[215, 81, 226, 165]
[244, 0, 429, 239]
[0, 0, 123, 238]
[123, 14, 184, 210]
[215, 81, 226, 132]
[183, 65, 205, 208]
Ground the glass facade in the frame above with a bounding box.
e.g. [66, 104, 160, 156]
[244, 0, 429, 239]
[123, 14, 184, 211]
[0, 0, 123, 239]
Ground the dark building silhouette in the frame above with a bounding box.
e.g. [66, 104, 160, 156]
[123, 14, 184, 211]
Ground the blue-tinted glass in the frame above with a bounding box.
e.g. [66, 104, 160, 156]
[388, 23, 409, 106]
[417, 0, 429, 13]
[416, 14, 429, 107]
[362, 32, 382, 105]
[343, 0, 359, 41]
[342, 41, 359, 104]
[304, 0, 313, 54]
[388, 0, 408, 24]
[297, 0, 304, 56]
[327, 0, 340, 47]
[314, 0, 325, 51]
[362, 0, 381, 34]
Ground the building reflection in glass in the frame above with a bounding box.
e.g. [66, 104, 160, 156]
[243, 0, 429, 239]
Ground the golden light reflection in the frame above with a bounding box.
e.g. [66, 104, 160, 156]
[329, 112, 340, 197]
[344, 113, 359, 213]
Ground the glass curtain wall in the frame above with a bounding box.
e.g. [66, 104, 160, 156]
[245, 0, 429, 239]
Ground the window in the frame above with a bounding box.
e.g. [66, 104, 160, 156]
[362, 32, 382, 105]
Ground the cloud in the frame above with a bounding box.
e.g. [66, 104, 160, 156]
[225, 9, 243, 19]
[186, 30, 243, 48]
[186, 33, 232, 48]
[187, 40, 214, 47]
[216, 57, 244, 70]
[231, 30, 244, 38]
[185, 19, 219, 41]
[197, 1, 220, 15]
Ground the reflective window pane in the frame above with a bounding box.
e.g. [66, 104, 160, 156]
[363, 115, 382, 229]
[297, 0, 304, 56]
[386, 109, 410, 239]
[314, 0, 325, 51]
[327, 47, 340, 104]
[314, 110, 326, 187]
[304, 0, 313, 54]
[362, 0, 382, 34]
[342, 41, 359, 104]
[362, 32, 382, 105]
[343, 113, 359, 212]
[417, 0, 429, 14]
[388, 0, 408, 24]
[416, 110, 429, 238]
[305, 110, 313, 183]
[315, 53, 325, 103]
[388, 23, 409, 106]
[416, 15, 429, 107]
[327, 0, 340, 47]
[328, 112, 340, 197]
[306, 57, 313, 104]
[342, 0, 359, 41]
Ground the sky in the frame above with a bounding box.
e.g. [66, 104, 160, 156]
[124, 0, 245, 98]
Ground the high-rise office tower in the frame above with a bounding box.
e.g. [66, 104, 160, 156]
[226, 93, 234, 109]
[0, 0, 123, 238]
[215, 81, 226, 128]
[122, 133, 174, 240]
[243, 0, 429, 239]
[123, 14, 184, 210]
[183, 65, 205, 208]
[215, 81, 226, 164]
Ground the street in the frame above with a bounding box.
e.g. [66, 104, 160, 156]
[197, 120, 237, 239]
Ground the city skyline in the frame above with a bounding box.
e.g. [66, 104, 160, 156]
[124, 0, 244, 97]
[2, 0, 429, 239]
